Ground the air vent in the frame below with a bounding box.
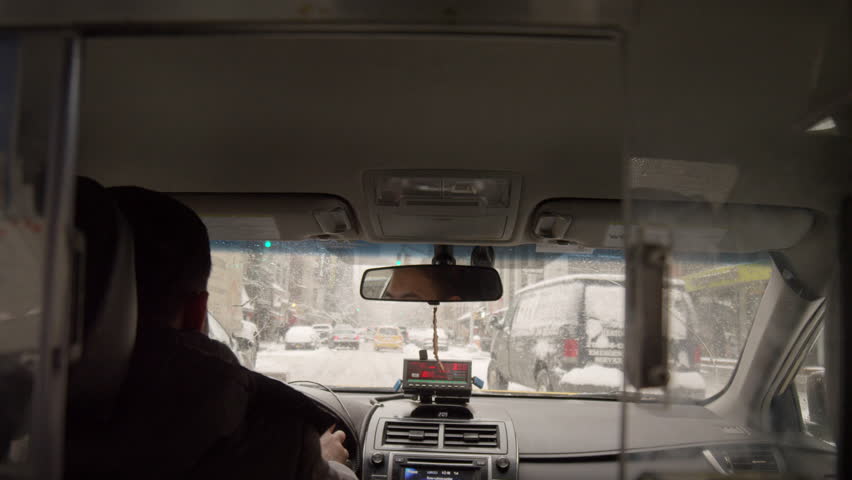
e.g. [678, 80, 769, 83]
[703, 446, 781, 474]
[383, 422, 440, 446]
[443, 424, 499, 448]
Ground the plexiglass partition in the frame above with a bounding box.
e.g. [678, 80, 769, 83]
[615, 4, 848, 477]
[0, 34, 80, 480]
[619, 64, 840, 480]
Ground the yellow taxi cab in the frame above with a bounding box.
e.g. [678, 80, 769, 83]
[373, 326, 404, 352]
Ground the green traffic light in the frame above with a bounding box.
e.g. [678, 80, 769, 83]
[264, 241, 272, 248]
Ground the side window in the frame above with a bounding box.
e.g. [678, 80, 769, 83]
[1, 35, 79, 476]
[1, 36, 41, 471]
[501, 304, 519, 331]
[792, 329, 831, 443]
[510, 292, 540, 336]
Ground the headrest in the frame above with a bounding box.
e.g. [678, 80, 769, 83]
[67, 177, 137, 420]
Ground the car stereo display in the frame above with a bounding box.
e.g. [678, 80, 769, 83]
[403, 467, 475, 480]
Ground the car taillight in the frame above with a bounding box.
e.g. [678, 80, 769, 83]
[563, 338, 579, 358]
[333, 336, 339, 341]
[693, 345, 702, 365]
[355, 335, 360, 340]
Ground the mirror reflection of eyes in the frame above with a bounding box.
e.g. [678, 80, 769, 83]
[361, 264, 503, 303]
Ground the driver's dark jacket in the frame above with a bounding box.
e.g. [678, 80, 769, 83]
[65, 328, 356, 480]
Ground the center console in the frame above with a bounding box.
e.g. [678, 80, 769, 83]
[361, 359, 518, 480]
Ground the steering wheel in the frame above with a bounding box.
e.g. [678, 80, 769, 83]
[289, 381, 362, 476]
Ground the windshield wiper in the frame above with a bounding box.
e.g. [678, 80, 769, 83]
[557, 391, 675, 402]
[562, 391, 622, 400]
[473, 389, 674, 402]
[471, 389, 621, 400]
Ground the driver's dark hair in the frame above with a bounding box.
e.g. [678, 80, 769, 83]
[109, 186, 211, 328]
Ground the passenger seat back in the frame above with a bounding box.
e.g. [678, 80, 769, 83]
[67, 177, 137, 420]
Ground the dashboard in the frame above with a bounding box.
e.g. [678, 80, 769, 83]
[293, 386, 836, 479]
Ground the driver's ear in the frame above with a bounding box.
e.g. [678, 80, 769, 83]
[181, 291, 209, 332]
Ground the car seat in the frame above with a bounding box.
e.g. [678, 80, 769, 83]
[64, 177, 137, 466]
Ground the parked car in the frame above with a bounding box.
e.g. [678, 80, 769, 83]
[488, 274, 704, 397]
[312, 323, 333, 344]
[374, 326, 404, 351]
[408, 327, 448, 351]
[233, 320, 259, 368]
[330, 325, 360, 350]
[284, 326, 321, 350]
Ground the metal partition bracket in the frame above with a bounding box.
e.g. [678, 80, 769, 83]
[625, 227, 672, 389]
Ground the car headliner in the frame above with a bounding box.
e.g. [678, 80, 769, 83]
[9, 2, 843, 264]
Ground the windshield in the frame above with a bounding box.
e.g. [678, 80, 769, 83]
[209, 241, 768, 399]
[206, 313, 231, 346]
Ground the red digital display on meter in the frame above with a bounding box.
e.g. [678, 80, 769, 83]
[404, 359, 472, 389]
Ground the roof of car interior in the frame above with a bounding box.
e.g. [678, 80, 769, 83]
[42, 1, 848, 245]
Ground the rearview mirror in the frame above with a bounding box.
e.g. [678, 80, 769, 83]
[360, 265, 503, 303]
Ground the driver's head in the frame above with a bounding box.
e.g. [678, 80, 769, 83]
[109, 186, 211, 331]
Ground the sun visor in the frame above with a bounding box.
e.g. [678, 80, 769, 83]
[172, 193, 358, 241]
[531, 199, 816, 253]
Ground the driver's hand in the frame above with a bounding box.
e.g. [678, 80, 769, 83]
[320, 425, 350, 464]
